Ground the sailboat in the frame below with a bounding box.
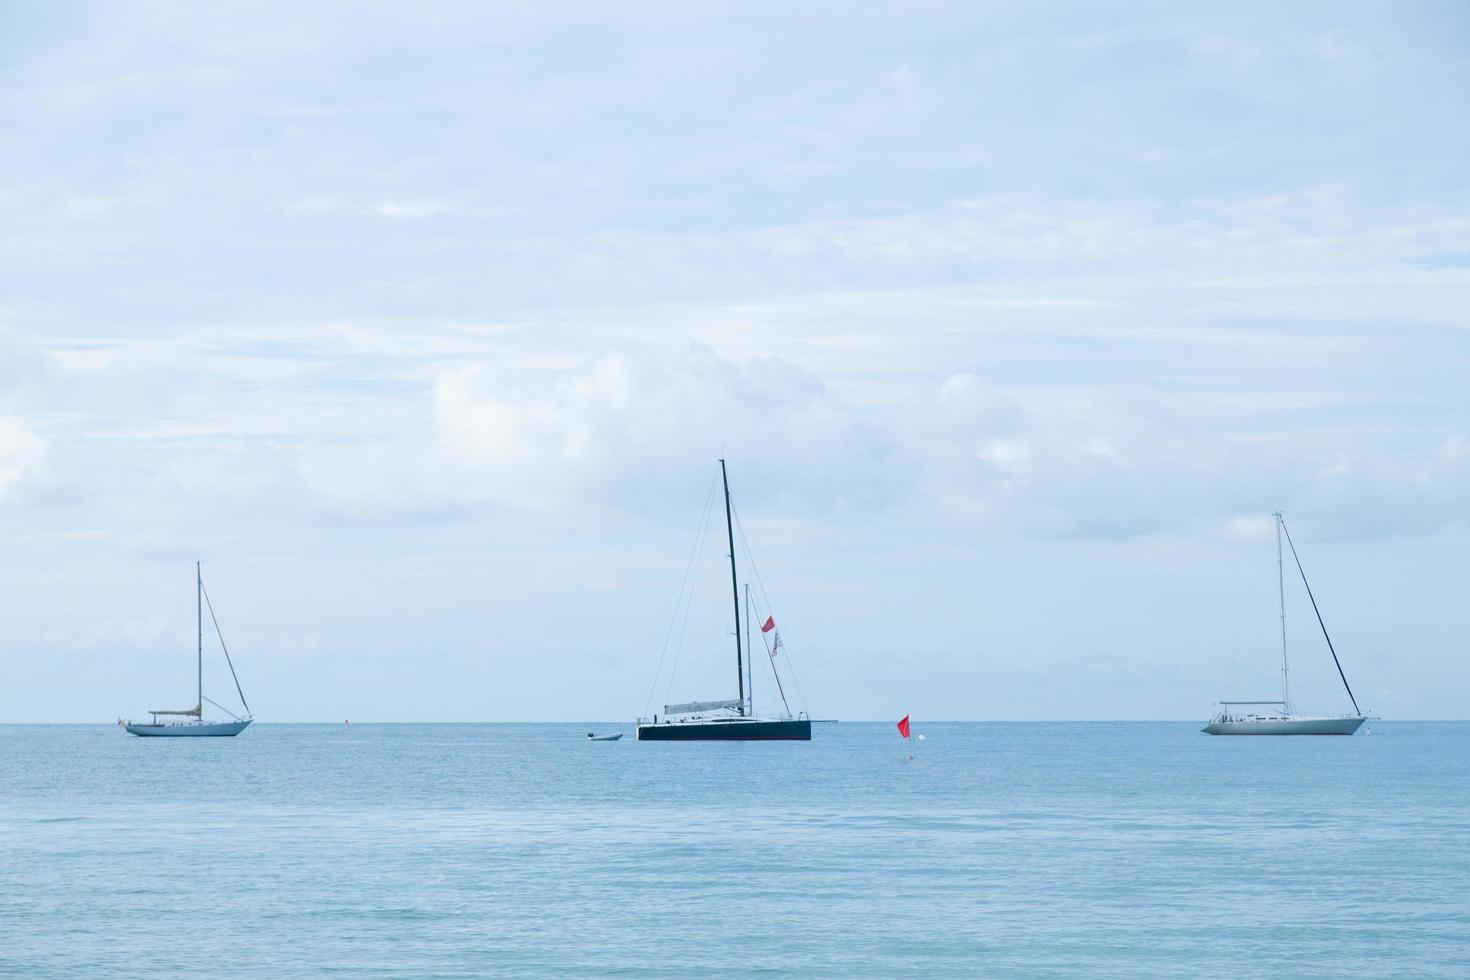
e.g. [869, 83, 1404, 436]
[125, 562, 253, 738]
[636, 459, 812, 741]
[1202, 512, 1367, 736]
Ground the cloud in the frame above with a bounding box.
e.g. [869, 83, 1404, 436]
[370, 200, 451, 219]
[1222, 514, 1274, 541]
[978, 439, 1033, 481]
[0, 418, 46, 500]
[905, 372, 1470, 542]
[299, 345, 897, 517]
[281, 330, 1470, 546]
[1435, 433, 1468, 469]
[286, 195, 340, 215]
[62, 196, 119, 217]
[0, 330, 49, 393]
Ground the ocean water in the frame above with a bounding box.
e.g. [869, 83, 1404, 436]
[1, 722, 1467, 977]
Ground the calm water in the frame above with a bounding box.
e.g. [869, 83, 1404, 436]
[2, 722, 1466, 977]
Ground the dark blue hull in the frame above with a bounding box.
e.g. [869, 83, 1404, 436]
[636, 718, 811, 741]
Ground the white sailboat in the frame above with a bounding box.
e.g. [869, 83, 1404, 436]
[1203, 512, 1367, 736]
[125, 562, 253, 738]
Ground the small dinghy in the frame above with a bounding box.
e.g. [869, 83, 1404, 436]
[587, 732, 623, 741]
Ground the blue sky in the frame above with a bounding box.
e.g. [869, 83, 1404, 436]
[1, 1, 1466, 721]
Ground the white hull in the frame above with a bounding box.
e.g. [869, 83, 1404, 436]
[1202, 716, 1365, 736]
[125, 720, 252, 738]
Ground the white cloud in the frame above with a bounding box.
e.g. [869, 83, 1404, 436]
[1435, 433, 1468, 469]
[370, 200, 451, 219]
[63, 196, 118, 217]
[287, 194, 340, 215]
[978, 439, 1033, 482]
[299, 346, 895, 516]
[0, 418, 46, 500]
[1222, 514, 1275, 541]
[0, 330, 49, 391]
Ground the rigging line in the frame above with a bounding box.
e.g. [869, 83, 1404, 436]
[732, 503, 808, 713]
[772, 635, 806, 712]
[659, 476, 717, 710]
[748, 592, 789, 715]
[643, 472, 719, 717]
[664, 473, 719, 709]
[749, 593, 792, 715]
[688, 497, 733, 704]
[200, 578, 251, 718]
[202, 695, 246, 722]
[1280, 519, 1362, 716]
[690, 626, 725, 701]
[1222, 530, 1271, 691]
[733, 504, 806, 712]
[674, 481, 720, 701]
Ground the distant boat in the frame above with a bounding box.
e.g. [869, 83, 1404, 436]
[125, 562, 253, 738]
[637, 459, 811, 742]
[1203, 513, 1367, 736]
[587, 732, 623, 741]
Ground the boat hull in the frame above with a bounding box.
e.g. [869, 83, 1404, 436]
[1201, 716, 1365, 736]
[637, 718, 811, 741]
[125, 720, 252, 738]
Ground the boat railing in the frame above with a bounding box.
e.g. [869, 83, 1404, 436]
[1212, 700, 1286, 721]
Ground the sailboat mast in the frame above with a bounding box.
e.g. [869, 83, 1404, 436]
[1275, 511, 1289, 709]
[721, 459, 745, 716]
[196, 560, 203, 714]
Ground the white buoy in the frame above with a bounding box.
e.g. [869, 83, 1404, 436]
[917, 734, 926, 741]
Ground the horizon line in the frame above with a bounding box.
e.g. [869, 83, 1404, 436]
[3, 718, 1459, 726]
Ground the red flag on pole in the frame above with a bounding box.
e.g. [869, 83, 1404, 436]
[760, 616, 776, 633]
[896, 715, 911, 739]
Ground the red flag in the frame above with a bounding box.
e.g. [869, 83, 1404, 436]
[896, 715, 911, 739]
[760, 616, 776, 633]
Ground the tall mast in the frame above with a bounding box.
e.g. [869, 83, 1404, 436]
[197, 560, 203, 714]
[1275, 511, 1289, 709]
[721, 459, 745, 716]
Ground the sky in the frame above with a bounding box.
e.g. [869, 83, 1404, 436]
[1, 1, 1467, 722]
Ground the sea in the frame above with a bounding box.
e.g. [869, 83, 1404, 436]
[2, 722, 1466, 977]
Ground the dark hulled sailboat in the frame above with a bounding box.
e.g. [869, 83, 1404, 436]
[636, 460, 811, 742]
